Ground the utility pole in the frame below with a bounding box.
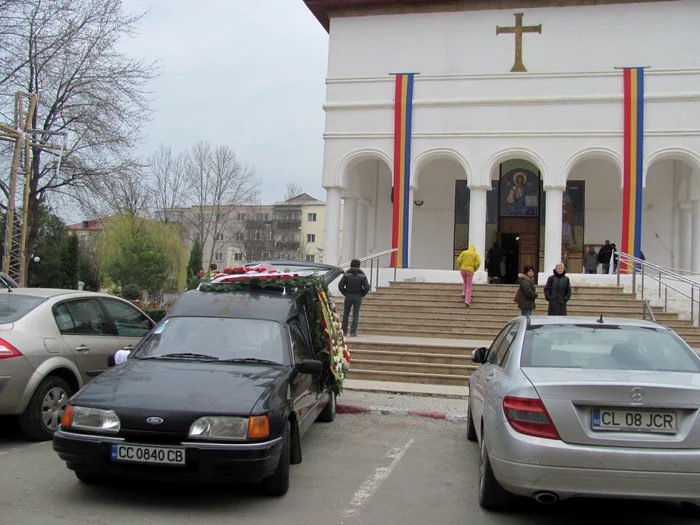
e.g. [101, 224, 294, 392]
[0, 92, 66, 286]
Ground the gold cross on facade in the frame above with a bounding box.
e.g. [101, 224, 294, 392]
[496, 13, 542, 73]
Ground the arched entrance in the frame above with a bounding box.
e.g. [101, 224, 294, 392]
[411, 150, 470, 270]
[563, 149, 623, 274]
[338, 153, 393, 267]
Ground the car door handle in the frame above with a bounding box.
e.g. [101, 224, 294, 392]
[75, 345, 90, 352]
[124, 345, 134, 351]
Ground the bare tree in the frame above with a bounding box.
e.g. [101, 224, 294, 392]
[148, 144, 187, 223]
[183, 141, 259, 268]
[0, 0, 158, 257]
[284, 181, 304, 201]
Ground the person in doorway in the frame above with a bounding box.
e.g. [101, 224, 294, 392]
[597, 240, 613, 274]
[544, 263, 572, 316]
[338, 259, 370, 337]
[209, 263, 218, 278]
[456, 245, 481, 307]
[516, 265, 538, 316]
[583, 245, 598, 274]
[486, 242, 503, 284]
[188, 268, 205, 290]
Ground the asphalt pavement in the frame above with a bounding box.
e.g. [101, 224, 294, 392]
[0, 414, 697, 525]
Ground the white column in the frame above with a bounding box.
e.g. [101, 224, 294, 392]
[679, 202, 692, 272]
[467, 186, 487, 271]
[355, 200, 369, 259]
[341, 197, 358, 265]
[691, 200, 700, 274]
[323, 187, 342, 266]
[544, 187, 564, 274]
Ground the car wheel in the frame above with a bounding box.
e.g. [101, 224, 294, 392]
[466, 397, 477, 442]
[478, 431, 512, 510]
[19, 376, 72, 441]
[262, 420, 290, 496]
[317, 391, 336, 423]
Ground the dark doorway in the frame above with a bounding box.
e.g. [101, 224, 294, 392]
[501, 233, 520, 284]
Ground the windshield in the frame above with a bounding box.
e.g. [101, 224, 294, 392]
[0, 294, 47, 323]
[522, 325, 700, 373]
[131, 317, 287, 364]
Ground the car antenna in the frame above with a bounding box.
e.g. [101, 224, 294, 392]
[597, 314, 604, 324]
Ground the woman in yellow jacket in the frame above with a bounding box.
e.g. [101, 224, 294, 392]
[456, 245, 481, 307]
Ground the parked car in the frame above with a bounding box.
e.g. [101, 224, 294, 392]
[53, 263, 343, 495]
[0, 289, 155, 440]
[467, 315, 700, 511]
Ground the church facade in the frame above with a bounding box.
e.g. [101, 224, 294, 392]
[305, 0, 700, 282]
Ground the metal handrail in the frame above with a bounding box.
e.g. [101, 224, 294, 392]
[338, 248, 398, 292]
[616, 251, 700, 324]
[641, 299, 657, 322]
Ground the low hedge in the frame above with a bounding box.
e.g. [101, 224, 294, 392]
[143, 308, 168, 323]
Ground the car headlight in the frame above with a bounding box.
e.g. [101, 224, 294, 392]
[188, 416, 269, 440]
[61, 405, 120, 433]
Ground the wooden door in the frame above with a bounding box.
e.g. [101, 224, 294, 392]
[519, 234, 538, 274]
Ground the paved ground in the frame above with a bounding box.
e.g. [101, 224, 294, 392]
[0, 414, 697, 525]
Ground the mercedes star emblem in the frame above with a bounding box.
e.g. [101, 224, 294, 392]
[631, 387, 644, 402]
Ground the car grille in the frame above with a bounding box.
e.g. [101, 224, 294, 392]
[119, 429, 187, 445]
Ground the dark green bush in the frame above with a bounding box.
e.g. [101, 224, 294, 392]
[143, 308, 167, 323]
[121, 283, 141, 301]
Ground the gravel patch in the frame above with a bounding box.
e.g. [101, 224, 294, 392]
[338, 389, 468, 417]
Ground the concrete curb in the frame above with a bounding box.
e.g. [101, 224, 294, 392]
[337, 403, 468, 422]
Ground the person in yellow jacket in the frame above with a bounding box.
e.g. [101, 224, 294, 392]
[456, 245, 481, 307]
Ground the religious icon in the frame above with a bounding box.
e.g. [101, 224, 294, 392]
[500, 168, 539, 217]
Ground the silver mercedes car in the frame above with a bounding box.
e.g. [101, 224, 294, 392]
[467, 315, 700, 510]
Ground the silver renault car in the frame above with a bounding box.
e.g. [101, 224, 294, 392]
[0, 288, 154, 440]
[467, 316, 700, 510]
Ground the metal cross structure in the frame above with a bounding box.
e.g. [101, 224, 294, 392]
[0, 92, 66, 286]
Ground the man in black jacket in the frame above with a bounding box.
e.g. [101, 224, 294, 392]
[338, 259, 370, 337]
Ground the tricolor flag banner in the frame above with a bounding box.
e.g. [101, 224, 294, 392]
[621, 67, 645, 272]
[391, 73, 415, 269]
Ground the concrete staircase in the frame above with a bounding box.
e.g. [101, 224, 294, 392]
[337, 281, 700, 387]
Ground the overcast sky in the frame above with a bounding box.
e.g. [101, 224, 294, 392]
[119, 0, 329, 204]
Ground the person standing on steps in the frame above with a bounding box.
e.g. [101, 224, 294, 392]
[486, 242, 503, 284]
[516, 265, 538, 316]
[456, 245, 481, 307]
[544, 263, 572, 316]
[338, 259, 370, 337]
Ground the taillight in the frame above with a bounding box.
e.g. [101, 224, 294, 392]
[0, 338, 21, 360]
[503, 396, 561, 440]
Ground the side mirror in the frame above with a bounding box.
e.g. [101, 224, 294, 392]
[472, 347, 487, 364]
[294, 359, 323, 375]
[109, 349, 132, 367]
[108, 354, 116, 368]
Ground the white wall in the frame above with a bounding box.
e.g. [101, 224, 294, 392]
[643, 160, 676, 268]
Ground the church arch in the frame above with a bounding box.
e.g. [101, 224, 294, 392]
[563, 147, 624, 188]
[643, 147, 700, 187]
[337, 148, 393, 189]
[411, 148, 471, 190]
[483, 147, 548, 187]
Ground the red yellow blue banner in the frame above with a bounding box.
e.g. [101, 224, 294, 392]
[391, 73, 415, 268]
[621, 67, 645, 271]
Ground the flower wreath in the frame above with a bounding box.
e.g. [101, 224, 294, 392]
[198, 267, 350, 395]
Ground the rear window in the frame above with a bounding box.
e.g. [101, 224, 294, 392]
[522, 325, 700, 373]
[131, 317, 287, 364]
[0, 294, 47, 323]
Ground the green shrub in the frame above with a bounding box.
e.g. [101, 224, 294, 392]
[143, 308, 167, 323]
[121, 283, 141, 301]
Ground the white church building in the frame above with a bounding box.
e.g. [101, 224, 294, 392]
[305, 0, 700, 283]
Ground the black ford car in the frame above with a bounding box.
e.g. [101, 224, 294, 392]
[53, 263, 344, 496]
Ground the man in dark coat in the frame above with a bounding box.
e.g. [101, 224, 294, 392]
[544, 263, 572, 316]
[516, 265, 538, 316]
[338, 259, 370, 337]
[486, 242, 503, 284]
[597, 240, 614, 274]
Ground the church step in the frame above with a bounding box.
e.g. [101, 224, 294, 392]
[347, 340, 479, 356]
[370, 292, 642, 305]
[346, 368, 470, 387]
[351, 359, 475, 376]
[387, 282, 627, 295]
[357, 326, 500, 340]
[350, 349, 475, 365]
[357, 318, 506, 333]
